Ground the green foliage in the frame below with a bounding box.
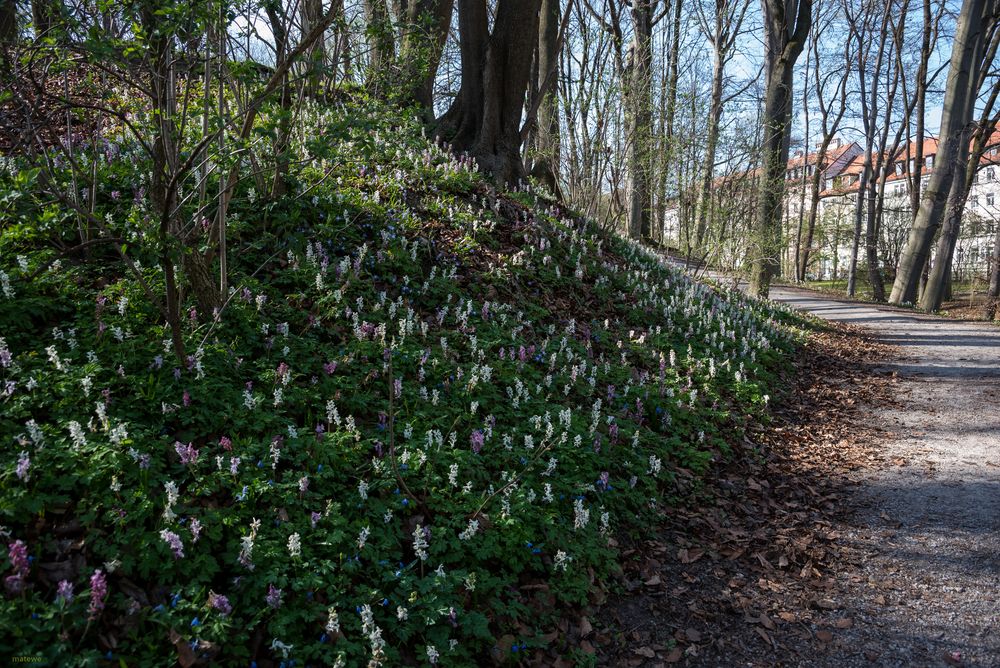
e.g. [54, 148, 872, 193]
[0, 98, 800, 666]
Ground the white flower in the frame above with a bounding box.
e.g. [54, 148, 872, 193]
[426, 645, 439, 664]
[326, 606, 340, 634]
[358, 526, 370, 550]
[553, 550, 572, 571]
[396, 606, 408, 621]
[412, 525, 429, 561]
[573, 498, 589, 530]
[68, 421, 87, 449]
[458, 519, 479, 541]
[287, 532, 301, 558]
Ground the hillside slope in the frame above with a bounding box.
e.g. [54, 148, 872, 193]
[0, 100, 802, 665]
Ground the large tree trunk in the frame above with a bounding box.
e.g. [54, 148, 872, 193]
[443, 0, 541, 186]
[889, 0, 995, 305]
[748, 0, 812, 298]
[300, 0, 327, 98]
[365, 0, 395, 85]
[625, 0, 654, 240]
[529, 0, 561, 194]
[399, 0, 454, 114]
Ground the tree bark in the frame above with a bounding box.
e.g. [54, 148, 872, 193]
[365, 0, 395, 85]
[300, 0, 327, 97]
[748, 0, 812, 298]
[399, 0, 454, 114]
[529, 0, 561, 194]
[442, 0, 542, 186]
[985, 224, 1000, 319]
[889, 0, 996, 305]
[625, 0, 654, 240]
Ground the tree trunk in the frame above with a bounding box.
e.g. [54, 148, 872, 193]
[365, 0, 395, 85]
[889, 0, 995, 305]
[443, 0, 542, 187]
[399, 0, 454, 114]
[921, 135, 973, 311]
[31, 0, 58, 39]
[300, 0, 327, 98]
[984, 224, 1000, 319]
[529, 0, 561, 194]
[864, 168, 886, 300]
[748, 0, 812, 298]
[695, 41, 725, 247]
[626, 0, 654, 240]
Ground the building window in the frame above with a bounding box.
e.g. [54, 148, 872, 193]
[926, 155, 934, 168]
[988, 193, 995, 206]
[988, 168, 996, 181]
[894, 184, 904, 196]
[970, 195, 979, 208]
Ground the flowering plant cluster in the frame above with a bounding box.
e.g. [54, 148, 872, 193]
[0, 100, 802, 665]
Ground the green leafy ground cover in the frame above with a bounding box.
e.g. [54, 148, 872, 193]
[0, 99, 804, 666]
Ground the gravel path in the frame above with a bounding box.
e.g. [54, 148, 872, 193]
[769, 287, 1000, 668]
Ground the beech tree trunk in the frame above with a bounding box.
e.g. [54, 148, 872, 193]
[399, 0, 454, 113]
[625, 0, 654, 240]
[529, 0, 561, 194]
[748, 0, 812, 298]
[890, 0, 996, 305]
[442, 0, 542, 186]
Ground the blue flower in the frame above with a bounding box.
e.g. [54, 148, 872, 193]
[191, 617, 201, 627]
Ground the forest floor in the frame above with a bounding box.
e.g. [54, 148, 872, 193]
[595, 286, 1000, 668]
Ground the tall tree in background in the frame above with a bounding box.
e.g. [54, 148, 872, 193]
[921, 27, 1000, 311]
[441, 0, 543, 185]
[748, 0, 812, 297]
[365, 0, 395, 84]
[398, 0, 454, 113]
[692, 0, 751, 248]
[890, 0, 998, 306]
[625, 0, 657, 240]
[530, 0, 563, 194]
[797, 4, 850, 281]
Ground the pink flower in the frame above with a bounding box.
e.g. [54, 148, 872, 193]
[160, 529, 185, 558]
[15, 451, 29, 481]
[189, 518, 202, 543]
[470, 430, 484, 454]
[323, 361, 337, 375]
[265, 584, 282, 609]
[56, 580, 74, 602]
[88, 569, 107, 618]
[182, 390, 191, 407]
[8, 540, 28, 575]
[219, 436, 232, 451]
[175, 441, 199, 465]
[209, 591, 232, 616]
